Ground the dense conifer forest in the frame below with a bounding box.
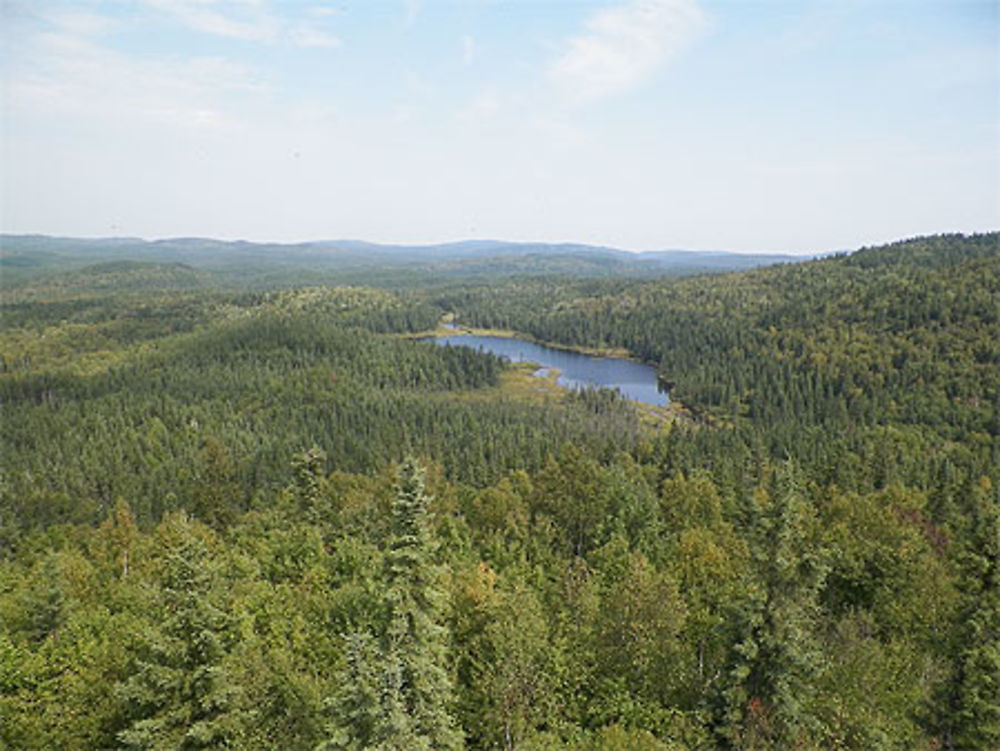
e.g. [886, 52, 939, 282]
[1, 232, 997, 750]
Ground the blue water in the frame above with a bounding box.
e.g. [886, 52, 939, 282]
[433, 334, 668, 407]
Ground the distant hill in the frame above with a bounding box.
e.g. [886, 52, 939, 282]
[0, 234, 805, 287]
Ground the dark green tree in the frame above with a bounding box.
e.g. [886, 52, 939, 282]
[23, 553, 65, 644]
[192, 436, 240, 530]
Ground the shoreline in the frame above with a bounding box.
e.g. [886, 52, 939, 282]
[407, 319, 693, 426]
[409, 319, 645, 364]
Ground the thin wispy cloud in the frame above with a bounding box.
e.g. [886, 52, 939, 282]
[289, 25, 340, 49]
[404, 0, 421, 25]
[8, 24, 266, 132]
[143, 0, 339, 48]
[36, 8, 121, 38]
[307, 5, 341, 19]
[457, 89, 500, 123]
[549, 0, 706, 101]
[144, 0, 278, 42]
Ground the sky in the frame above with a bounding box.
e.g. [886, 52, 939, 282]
[1, 0, 997, 254]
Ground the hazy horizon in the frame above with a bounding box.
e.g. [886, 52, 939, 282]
[2, 1, 997, 254]
[2, 229, 828, 256]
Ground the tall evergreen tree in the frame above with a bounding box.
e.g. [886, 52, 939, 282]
[323, 459, 463, 751]
[293, 446, 328, 522]
[948, 477, 1000, 750]
[322, 632, 382, 751]
[23, 553, 65, 644]
[116, 513, 248, 750]
[717, 464, 828, 749]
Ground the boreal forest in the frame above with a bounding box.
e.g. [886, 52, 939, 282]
[0, 232, 997, 751]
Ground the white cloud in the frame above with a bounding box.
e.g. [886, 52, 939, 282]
[143, 0, 279, 42]
[289, 25, 341, 49]
[457, 89, 500, 122]
[141, 0, 341, 48]
[307, 5, 341, 18]
[549, 0, 705, 101]
[6, 28, 267, 132]
[38, 8, 121, 38]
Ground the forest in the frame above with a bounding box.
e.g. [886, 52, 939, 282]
[0, 232, 997, 750]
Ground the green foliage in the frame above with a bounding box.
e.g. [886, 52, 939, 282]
[948, 477, 1000, 749]
[444, 232, 998, 491]
[0, 233, 996, 749]
[116, 513, 250, 750]
[1, 285, 643, 539]
[718, 466, 829, 749]
[324, 460, 463, 751]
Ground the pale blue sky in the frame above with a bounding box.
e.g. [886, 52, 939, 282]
[1, 0, 997, 253]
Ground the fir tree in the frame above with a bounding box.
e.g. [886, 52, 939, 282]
[293, 446, 328, 522]
[320, 632, 381, 751]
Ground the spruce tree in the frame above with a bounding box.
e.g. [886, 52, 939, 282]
[322, 632, 381, 751]
[718, 464, 828, 749]
[948, 477, 1000, 750]
[24, 553, 65, 644]
[324, 459, 463, 751]
[116, 513, 247, 750]
[292, 446, 328, 522]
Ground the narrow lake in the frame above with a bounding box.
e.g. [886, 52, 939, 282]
[432, 334, 669, 407]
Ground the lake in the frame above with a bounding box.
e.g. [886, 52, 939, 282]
[432, 334, 668, 407]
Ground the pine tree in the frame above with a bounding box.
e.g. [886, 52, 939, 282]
[193, 436, 240, 530]
[293, 445, 328, 521]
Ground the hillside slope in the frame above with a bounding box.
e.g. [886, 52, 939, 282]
[445, 232, 999, 483]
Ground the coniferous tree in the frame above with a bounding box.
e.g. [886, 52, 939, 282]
[324, 459, 463, 751]
[321, 632, 382, 751]
[293, 446, 328, 519]
[116, 513, 248, 750]
[376, 458, 463, 750]
[24, 553, 65, 644]
[948, 477, 1000, 750]
[718, 465, 828, 749]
